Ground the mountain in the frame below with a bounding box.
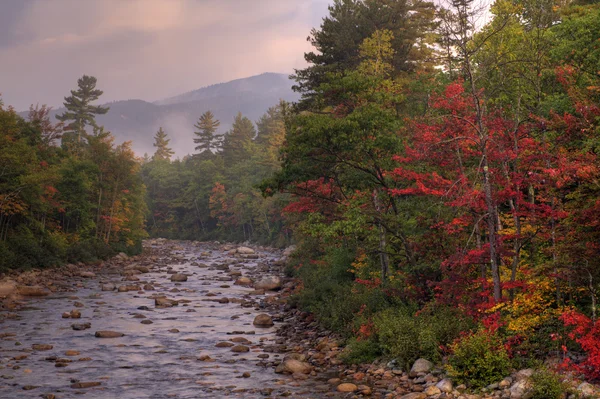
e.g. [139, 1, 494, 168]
[24, 73, 299, 157]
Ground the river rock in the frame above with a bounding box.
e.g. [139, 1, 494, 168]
[216, 341, 235, 348]
[118, 285, 140, 292]
[231, 345, 249, 353]
[95, 331, 124, 338]
[234, 277, 253, 286]
[411, 358, 433, 374]
[79, 271, 96, 278]
[275, 359, 312, 374]
[170, 274, 188, 282]
[578, 382, 595, 396]
[155, 297, 178, 307]
[337, 383, 358, 392]
[32, 344, 53, 351]
[70, 310, 81, 319]
[499, 377, 513, 388]
[253, 313, 274, 327]
[399, 394, 427, 399]
[65, 350, 80, 356]
[283, 245, 296, 257]
[236, 247, 255, 255]
[515, 368, 534, 381]
[0, 280, 17, 297]
[510, 378, 531, 398]
[17, 286, 49, 297]
[436, 378, 453, 393]
[424, 385, 441, 396]
[254, 276, 282, 291]
[71, 323, 91, 331]
[70, 382, 101, 388]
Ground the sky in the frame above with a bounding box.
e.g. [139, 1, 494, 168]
[0, 0, 331, 111]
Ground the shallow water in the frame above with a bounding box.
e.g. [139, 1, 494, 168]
[0, 241, 320, 399]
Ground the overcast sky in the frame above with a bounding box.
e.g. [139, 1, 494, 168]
[0, 0, 330, 111]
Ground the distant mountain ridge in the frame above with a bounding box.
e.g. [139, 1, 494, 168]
[23, 73, 299, 157]
[155, 73, 295, 106]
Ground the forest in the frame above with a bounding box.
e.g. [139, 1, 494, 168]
[1, 0, 600, 391]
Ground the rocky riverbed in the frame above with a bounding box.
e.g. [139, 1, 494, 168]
[0, 239, 345, 399]
[1, 239, 598, 399]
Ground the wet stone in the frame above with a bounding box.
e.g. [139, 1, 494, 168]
[94, 331, 124, 338]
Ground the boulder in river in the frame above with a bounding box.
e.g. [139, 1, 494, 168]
[31, 344, 53, 351]
[170, 274, 188, 282]
[155, 297, 178, 307]
[275, 359, 312, 374]
[236, 246, 255, 255]
[71, 323, 91, 331]
[254, 276, 282, 291]
[70, 382, 101, 388]
[101, 283, 115, 291]
[17, 286, 49, 297]
[234, 277, 253, 286]
[95, 331, 124, 338]
[253, 313, 274, 327]
[231, 345, 250, 353]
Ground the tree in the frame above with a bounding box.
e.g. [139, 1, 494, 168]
[292, 0, 437, 108]
[193, 110, 220, 154]
[221, 112, 255, 166]
[28, 105, 63, 148]
[152, 127, 174, 161]
[56, 75, 109, 147]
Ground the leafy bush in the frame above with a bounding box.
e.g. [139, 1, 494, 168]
[341, 337, 382, 364]
[289, 245, 396, 334]
[447, 330, 512, 388]
[530, 369, 566, 399]
[374, 304, 474, 369]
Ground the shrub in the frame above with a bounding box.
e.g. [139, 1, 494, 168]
[341, 337, 382, 364]
[447, 330, 512, 388]
[530, 369, 566, 399]
[560, 309, 600, 382]
[374, 304, 474, 370]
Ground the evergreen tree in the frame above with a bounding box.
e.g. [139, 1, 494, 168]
[193, 110, 220, 154]
[221, 112, 256, 166]
[56, 75, 109, 146]
[292, 0, 437, 109]
[152, 127, 174, 161]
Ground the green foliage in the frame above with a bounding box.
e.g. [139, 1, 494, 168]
[56, 75, 109, 148]
[292, 0, 437, 108]
[374, 305, 474, 370]
[530, 369, 566, 399]
[0, 78, 146, 271]
[193, 110, 220, 154]
[152, 127, 174, 161]
[341, 337, 382, 364]
[141, 104, 289, 245]
[447, 330, 512, 388]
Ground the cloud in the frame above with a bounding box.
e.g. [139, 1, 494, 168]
[0, 0, 330, 111]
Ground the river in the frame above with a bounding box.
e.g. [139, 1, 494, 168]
[0, 240, 337, 399]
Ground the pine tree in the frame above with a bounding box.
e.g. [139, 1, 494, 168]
[193, 110, 220, 154]
[152, 127, 174, 161]
[292, 0, 437, 109]
[221, 112, 256, 166]
[56, 75, 109, 146]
